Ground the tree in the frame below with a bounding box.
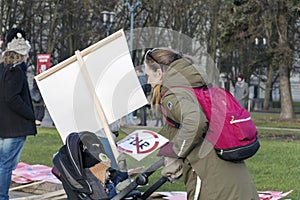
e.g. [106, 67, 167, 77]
[0, 0, 118, 66]
[275, 0, 296, 119]
[1, 0, 299, 120]
[116, 0, 213, 66]
[217, 0, 299, 120]
[218, 1, 264, 88]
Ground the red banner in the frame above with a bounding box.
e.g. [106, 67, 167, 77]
[37, 54, 51, 74]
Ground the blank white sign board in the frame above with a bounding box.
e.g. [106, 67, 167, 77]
[35, 30, 148, 142]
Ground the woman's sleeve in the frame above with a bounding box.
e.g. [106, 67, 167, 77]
[162, 93, 208, 158]
[4, 68, 35, 120]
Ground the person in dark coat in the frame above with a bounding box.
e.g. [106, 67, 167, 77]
[30, 79, 45, 126]
[234, 73, 249, 109]
[0, 29, 37, 200]
[136, 68, 148, 126]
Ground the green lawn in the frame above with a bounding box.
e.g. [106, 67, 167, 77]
[247, 140, 299, 199]
[252, 113, 300, 130]
[20, 113, 300, 199]
[20, 127, 63, 166]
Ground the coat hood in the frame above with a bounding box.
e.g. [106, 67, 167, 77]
[162, 58, 207, 89]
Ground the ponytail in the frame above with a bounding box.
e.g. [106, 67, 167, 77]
[151, 83, 162, 114]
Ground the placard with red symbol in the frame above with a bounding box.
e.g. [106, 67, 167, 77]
[117, 129, 169, 161]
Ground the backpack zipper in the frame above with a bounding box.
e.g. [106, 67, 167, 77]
[217, 140, 258, 155]
[230, 116, 251, 124]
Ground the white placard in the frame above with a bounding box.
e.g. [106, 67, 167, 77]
[35, 30, 148, 142]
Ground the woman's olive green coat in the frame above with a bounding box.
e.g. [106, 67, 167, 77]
[159, 58, 259, 200]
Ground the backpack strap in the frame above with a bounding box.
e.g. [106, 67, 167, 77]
[160, 88, 181, 129]
[160, 86, 194, 129]
[161, 104, 181, 129]
[160, 85, 209, 130]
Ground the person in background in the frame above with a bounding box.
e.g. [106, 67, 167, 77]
[234, 73, 249, 109]
[26, 64, 35, 90]
[154, 104, 163, 127]
[0, 28, 37, 200]
[136, 67, 148, 126]
[144, 48, 259, 200]
[30, 79, 45, 126]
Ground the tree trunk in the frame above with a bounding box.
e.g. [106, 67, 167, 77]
[263, 65, 274, 110]
[207, 0, 219, 86]
[279, 64, 295, 119]
[277, 0, 295, 119]
[47, 0, 60, 54]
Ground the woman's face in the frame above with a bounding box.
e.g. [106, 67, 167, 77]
[145, 64, 163, 87]
[23, 54, 29, 62]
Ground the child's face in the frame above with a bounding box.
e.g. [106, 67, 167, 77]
[105, 170, 111, 181]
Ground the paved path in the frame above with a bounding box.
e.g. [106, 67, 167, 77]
[257, 126, 300, 132]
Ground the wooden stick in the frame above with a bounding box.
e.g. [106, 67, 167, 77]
[10, 189, 65, 200]
[36, 30, 123, 81]
[75, 50, 119, 161]
[9, 181, 46, 191]
[51, 194, 67, 200]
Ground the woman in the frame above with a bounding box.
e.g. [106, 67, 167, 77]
[144, 48, 259, 200]
[0, 31, 37, 200]
[234, 73, 249, 109]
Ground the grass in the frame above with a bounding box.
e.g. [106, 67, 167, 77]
[241, 112, 300, 198]
[20, 127, 63, 166]
[247, 140, 300, 198]
[19, 113, 300, 199]
[138, 140, 300, 199]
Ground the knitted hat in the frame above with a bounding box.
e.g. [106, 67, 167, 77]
[3, 32, 31, 56]
[6, 28, 27, 43]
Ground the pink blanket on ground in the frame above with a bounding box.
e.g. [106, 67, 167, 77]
[258, 190, 293, 200]
[12, 162, 61, 184]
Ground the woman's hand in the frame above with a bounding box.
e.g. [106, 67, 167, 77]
[161, 157, 183, 183]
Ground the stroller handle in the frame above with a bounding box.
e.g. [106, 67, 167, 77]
[141, 157, 164, 177]
[139, 176, 168, 200]
[112, 158, 164, 200]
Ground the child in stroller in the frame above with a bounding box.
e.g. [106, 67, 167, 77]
[52, 131, 140, 200]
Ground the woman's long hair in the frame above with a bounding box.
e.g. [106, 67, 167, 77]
[151, 83, 162, 113]
[3, 51, 24, 65]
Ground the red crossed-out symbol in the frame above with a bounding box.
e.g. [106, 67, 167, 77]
[135, 130, 159, 154]
[118, 130, 160, 154]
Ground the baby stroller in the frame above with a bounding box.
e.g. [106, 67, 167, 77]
[52, 131, 167, 200]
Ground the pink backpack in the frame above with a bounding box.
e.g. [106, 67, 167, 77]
[161, 85, 260, 162]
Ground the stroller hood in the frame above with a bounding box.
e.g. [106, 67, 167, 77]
[53, 131, 109, 199]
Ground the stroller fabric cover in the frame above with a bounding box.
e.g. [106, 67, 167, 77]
[53, 131, 110, 200]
